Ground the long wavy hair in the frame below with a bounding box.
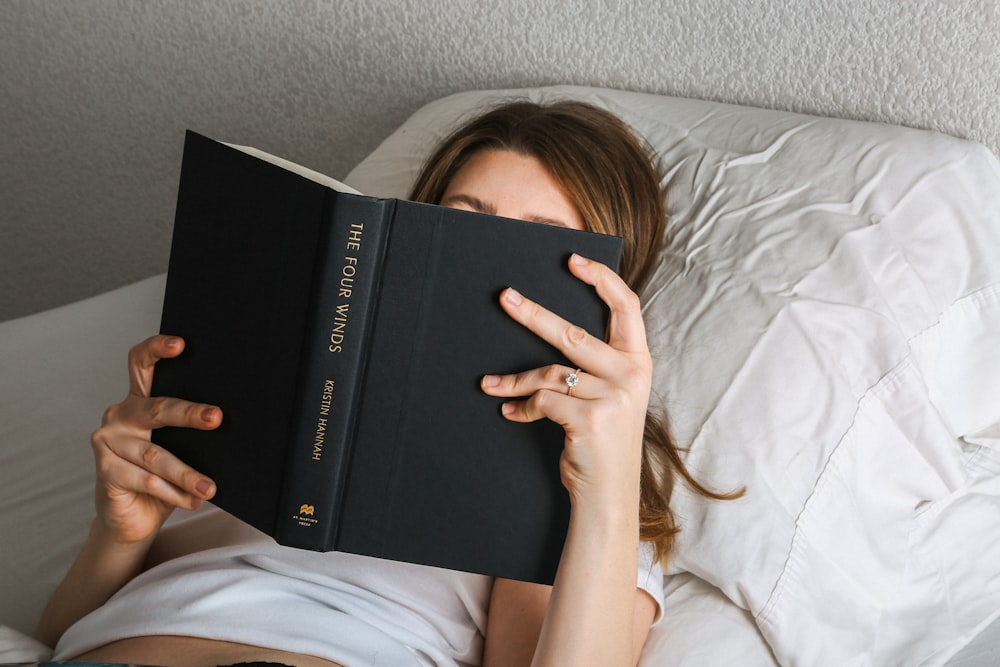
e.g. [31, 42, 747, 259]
[410, 100, 739, 564]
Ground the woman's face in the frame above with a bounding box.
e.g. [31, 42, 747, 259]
[439, 149, 585, 231]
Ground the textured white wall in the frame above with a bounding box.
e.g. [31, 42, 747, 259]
[2, 0, 998, 321]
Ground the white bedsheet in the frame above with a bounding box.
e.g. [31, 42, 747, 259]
[348, 86, 1000, 665]
[2, 85, 999, 665]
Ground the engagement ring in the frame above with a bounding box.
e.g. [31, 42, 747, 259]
[565, 369, 581, 396]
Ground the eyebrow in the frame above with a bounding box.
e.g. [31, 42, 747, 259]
[440, 194, 495, 215]
[440, 194, 570, 228]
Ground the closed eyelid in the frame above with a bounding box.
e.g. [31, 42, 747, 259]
[523, 215, 569, 228]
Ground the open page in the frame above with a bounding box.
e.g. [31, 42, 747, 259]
[225, 143, 362, 195]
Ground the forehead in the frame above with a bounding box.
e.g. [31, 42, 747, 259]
[441, 149, 584, 230]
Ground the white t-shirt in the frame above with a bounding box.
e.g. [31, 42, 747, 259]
[54, 505, 664, 666]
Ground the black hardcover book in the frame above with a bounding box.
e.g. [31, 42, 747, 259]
[151, 131, 623, 584]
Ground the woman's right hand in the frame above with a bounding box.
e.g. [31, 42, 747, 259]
[36, 335, 221, 645]
[90, 334, 220, 545]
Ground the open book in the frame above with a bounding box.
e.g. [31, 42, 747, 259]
[152, 131, 623, 584]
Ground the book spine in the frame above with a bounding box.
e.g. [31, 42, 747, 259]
[275, 193, 392, 550]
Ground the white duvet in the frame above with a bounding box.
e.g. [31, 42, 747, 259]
[2, 85, 999, 665]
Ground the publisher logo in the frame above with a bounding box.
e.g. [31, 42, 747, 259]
[294, 503, 319, 528]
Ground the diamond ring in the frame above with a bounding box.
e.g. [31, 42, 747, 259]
[565, 369, 581, 396]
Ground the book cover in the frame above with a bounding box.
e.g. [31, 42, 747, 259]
[152, 131, 623, 584]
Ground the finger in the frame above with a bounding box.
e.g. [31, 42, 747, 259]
[567, 254, 648, 353]
[111, 395, 223, 432]
[499, 389, 578, 427]
[105, 456, 208, 511]
[481, 366, 605, 400]
[92, 431, 216, 505]
[499, 287, 621, 380]
[128, 335, 185, 397]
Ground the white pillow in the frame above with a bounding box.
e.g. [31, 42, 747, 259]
[347, 85, 1000, 665]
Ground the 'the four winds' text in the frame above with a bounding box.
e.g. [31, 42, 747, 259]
[328, 222, 364, 353]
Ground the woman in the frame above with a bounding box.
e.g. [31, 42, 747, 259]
[36, 100, 730, 666]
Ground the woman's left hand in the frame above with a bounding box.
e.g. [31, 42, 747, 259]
[480, 253, 652, 510]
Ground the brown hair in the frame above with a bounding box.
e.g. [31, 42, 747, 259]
[409, 100, 739, 564]
[410, 100, 663, 291]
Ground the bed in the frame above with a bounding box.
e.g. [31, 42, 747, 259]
[2, 85, 999, 665]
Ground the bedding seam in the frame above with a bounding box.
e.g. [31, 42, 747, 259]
[755, 281, 1000, 630]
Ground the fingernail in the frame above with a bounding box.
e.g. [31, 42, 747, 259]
[201, 407, 216, 422]
[501, 402, 517, 416]
[482, 374, 501, 388]
[504, 287, 523, 306]
[570, 253, 588, 266]
[164, 336, 181, 348]
[196, 479, 214, 496]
